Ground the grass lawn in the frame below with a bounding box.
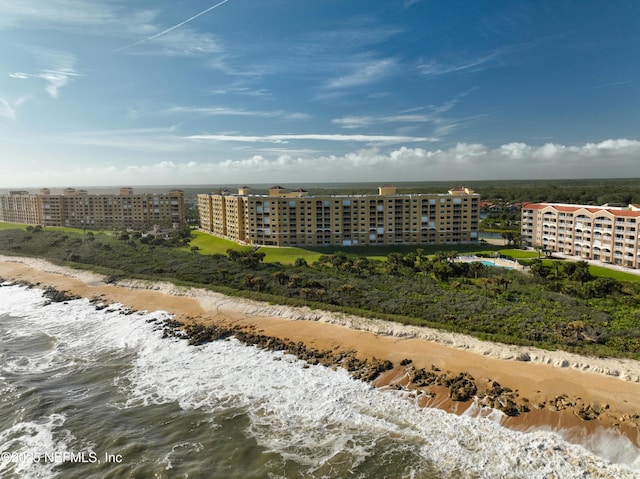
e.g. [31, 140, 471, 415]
[0, 222, 114, 236]
[189, 230, 505, 264]
[0, 222, 27, 231]
[534, 257, 640, 282]
[498, 249, 539, 259]
[189, 230, 251, 255]
[188, 231, 323, 264]
[588, 265, 640, 282]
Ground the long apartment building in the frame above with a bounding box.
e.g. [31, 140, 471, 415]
[198, 184, 480, 247]
[0, 187, 185, 229]
[521, 202, 640, 269]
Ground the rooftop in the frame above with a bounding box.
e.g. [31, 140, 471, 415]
[522, 202, 640, 217]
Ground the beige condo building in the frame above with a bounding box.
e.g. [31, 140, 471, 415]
[0, 187, 185, 229]
[198, 184, 480, 247]
[0, 191, 42, 225]
[521, 202, 640, 269]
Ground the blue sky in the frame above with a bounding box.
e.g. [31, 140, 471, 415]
[1, 0, 639, 188]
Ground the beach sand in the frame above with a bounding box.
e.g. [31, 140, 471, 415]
[1, 254, 639, 449]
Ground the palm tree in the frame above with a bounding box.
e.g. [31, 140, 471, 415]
[468, 261, 484, 279]
[571, 260, 592, 285]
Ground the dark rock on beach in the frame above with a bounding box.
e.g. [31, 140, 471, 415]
[42, 285, 80, 304]
[159, 319, 395, 383]
[447, 373, 478, 402]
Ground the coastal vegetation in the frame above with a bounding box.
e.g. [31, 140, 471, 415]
[1, 225, 640, 360]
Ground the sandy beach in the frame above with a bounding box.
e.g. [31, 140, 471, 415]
[1, 254, 640, 449]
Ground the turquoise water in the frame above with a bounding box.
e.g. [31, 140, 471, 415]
[478, 260, 514, 270]
[0, 284, 638, 478]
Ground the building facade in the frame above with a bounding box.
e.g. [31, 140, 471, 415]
[198, 185, 480, 247]
[0, 191, 42, 225]
[0, 188, 185, 229]
[521, 202, 640, 269]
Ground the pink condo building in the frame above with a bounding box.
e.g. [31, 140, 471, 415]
[521, 202, 640, 269]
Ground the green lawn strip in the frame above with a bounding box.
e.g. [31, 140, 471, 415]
[531, 258, 640, 282]
[498, 249, 539, 259]
[188, 231, 504, 264]
[588, 265, 640, 282]
[188, 230, 252, 255]
[0, 222, 115, 236]
[0, 222, 28, 231]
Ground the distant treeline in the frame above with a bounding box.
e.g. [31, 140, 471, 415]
[398, 178, 640, 205]
[178, 178, 640, 206]
[470, 178, 640, 205]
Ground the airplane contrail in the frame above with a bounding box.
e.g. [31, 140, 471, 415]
[114, 0, 231, 52]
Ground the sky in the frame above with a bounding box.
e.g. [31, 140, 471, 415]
[1, 0, 639, 188]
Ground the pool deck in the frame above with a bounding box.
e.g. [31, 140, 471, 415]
[454, 255, 525, 271]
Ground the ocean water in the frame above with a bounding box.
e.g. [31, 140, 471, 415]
[0, 284, 639, 479]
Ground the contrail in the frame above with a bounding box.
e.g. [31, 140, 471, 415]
[114, 0, 230, 52]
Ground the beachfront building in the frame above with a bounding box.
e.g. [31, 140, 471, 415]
[0, 188, 185, 230]
[521, 202, 640, 269]
[198, 185, 480, 247]
[0, 191, 42, 225]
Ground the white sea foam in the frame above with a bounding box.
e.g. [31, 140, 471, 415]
[5, 254, 640, 383]
[121, 334, 639, 477]
[0, 414, 69, 479]
[1, 284, 639, 478]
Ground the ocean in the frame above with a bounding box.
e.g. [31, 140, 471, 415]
[0, 283, 638, 479]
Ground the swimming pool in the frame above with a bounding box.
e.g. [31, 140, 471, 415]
[477, 260, 514, 270]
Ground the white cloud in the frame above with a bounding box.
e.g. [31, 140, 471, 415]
[326, 58, 397, 89]
[332, 113, 432, 129]
[196, 138, 640, 182]
[331, 90, 479, 140]
[114, 0, 230, 53]
[0, 0, 117, 30]
[121, 27, 224, 57]
[208, 86, 272, 97]
[0, 0, 227, 61]
[3, 138, 639, 187]
[10, 70, 79, 99]
[500, 142, 531, 160]
[185, 133, 435, 144]
[0, 96, 30, 120]
[48, 127, 190, 152]
[165, 106, 310, 120]
[9, 48, 79, 99]
[417, 53, 499, 78]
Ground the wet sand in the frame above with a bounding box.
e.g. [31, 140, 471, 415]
[1, 255, 639, 449]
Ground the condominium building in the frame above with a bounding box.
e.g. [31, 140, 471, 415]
[0, 188, 185, 229]
[198, 185, 480, 247]
[521, 202, 640, 269]
[0, 191, 42, 225]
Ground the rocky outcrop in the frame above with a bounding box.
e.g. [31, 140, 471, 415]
[159, 319, 394, 382]
[478, 381, 522, 416]
[42, 285, 80, 304]
[153, 317, 635, 426]
[446, 373, 478, 402]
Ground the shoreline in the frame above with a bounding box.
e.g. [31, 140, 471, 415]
[1, 254, 640, 452]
